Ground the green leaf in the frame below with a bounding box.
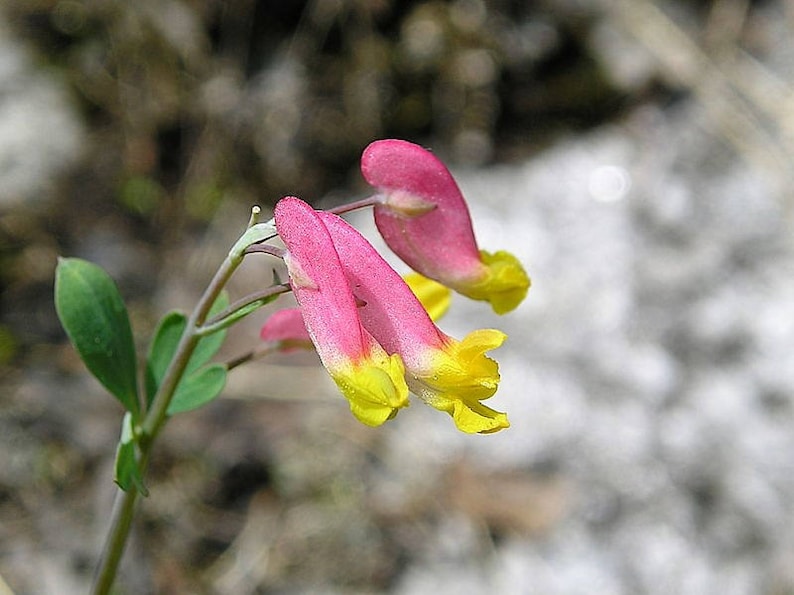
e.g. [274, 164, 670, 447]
[145, 311, 187, 406]
[114, 412, 148, 495]
[54, 258, 139, 415]
[145, 293, 230, 410]
[168, 364, 227, 415]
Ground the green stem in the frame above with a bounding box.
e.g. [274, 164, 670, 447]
[90, 483, 139, 595]
[91, 251, 244, 595]
[142, 254, 239, 441]
[199, 284, 291, 334]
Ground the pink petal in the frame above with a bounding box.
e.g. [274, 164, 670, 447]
[274, 197, 366, 368]
[259, 308, 312, 351]
[317, 210, 447, 369]
[362, 139, 485, 284]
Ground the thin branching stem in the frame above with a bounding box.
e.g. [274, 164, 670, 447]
[142, 255, 239, 441]
[245, 243, 285, 257]
[91, 244, 250, 594]
[328, 194, 381, 215]
[225, 345, 279, 370]
[201, 284, 291, 332]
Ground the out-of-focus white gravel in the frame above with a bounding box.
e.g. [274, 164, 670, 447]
[0, 19, 84, 209]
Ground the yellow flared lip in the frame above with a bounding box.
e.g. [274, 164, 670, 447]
[409, 329, 510, 434]
[331, 352, 410, 427]
[457, 250, 530, 315]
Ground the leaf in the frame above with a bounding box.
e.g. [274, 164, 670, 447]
[145, 293, 229, 409]
[55, 258, 139, 415]
[114, 412, 148, 495]
[145, 311, 187, 406]
[167, 364, 227, 415]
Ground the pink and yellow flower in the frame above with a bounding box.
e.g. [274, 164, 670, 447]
[274, 197, 409, 426]
[361, 139, 530, 315]
[318, 210, 509, 434]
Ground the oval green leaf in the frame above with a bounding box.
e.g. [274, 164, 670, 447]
[55, 257, 139, 415]
[145, 293, 229, 408]
[145, 311, 187, 406]
[167, 364, 227, 415]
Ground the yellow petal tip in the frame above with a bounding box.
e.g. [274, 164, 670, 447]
[462, 250, 530, 314]
[452, 400, 510, 434]
[333, 353, 410, 427]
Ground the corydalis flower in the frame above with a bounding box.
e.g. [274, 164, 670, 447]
[318, 210, 509, 434]
[362, 139, 530, 314]
[274, 197, 409, 426]
[259, 308, 312, 352]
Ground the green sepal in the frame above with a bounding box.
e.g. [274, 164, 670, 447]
[229, 220, 277, 262]
[54, 257, 139, 416]
[114, 412, 148, 495]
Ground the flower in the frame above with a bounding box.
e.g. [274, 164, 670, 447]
[318, 210, 510, 434]
[259, 308, 312, 351]
[361, 139, 530, 314]
[274, 196, 409, 426]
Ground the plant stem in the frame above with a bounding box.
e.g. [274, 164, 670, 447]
[91, 251, 244, 595]
[90, 485, 137, 595]
[142, 254, 239, 441]
[225, 344, 278, 371]
[201, 283, 291, 332]
[328, 194, 381, 214]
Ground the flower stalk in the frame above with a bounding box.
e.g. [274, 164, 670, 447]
[91, 212, 265, 595]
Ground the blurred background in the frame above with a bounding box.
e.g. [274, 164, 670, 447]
[2, 0, 794, 593]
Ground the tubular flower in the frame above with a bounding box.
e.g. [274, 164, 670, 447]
[274, 197, 409, 426]
[318, 210, 510, 434]
[361, 139, 530, 315]
[259, 308, 312, 352]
